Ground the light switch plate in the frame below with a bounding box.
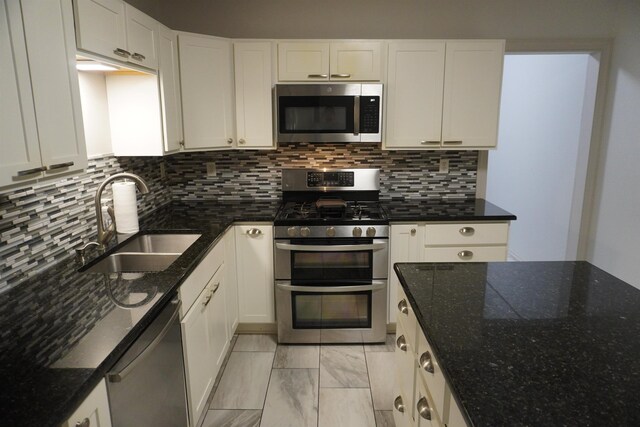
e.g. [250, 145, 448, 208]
[206, 162, 216, 177]
[439, 158, 450, 174]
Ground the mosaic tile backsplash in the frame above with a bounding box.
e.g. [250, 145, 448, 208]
[0, 144, 477, 293]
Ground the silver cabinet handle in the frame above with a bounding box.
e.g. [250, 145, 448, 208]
[420, 351, 435, 374]
[202, 289, 214, 307]
[394, 396, 405, 413]
[48, 161, 74, 170]
[131, 52, 146, 61]
[113, 48, 131, 58]
[396, 335, 407, 351]
[443, 140, 463, 144]
[410, 228, 417, 235]
[211, 282, 220, 295]
[417, 397, 432, 420]
[275, 242, 386, 252]
[227, 138, 233, 144]
[330, 73, 351, 78]
[420, 140, 440, 145]
[179, 140, 185, 148]
[459, 227, 475, 236]
[15, 166, 46, 177]
[239, 138, 246, 144]
[247, 228, 262, 236]
[458, 250, 474, 260]
[75, 418, 90, 427]
[307, 74, 328, 78]
[398, 299, 408, 315]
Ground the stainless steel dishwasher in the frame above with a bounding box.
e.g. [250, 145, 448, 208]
[106, 297, 188, 427]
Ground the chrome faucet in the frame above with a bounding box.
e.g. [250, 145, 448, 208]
[94, 172, 150, 249]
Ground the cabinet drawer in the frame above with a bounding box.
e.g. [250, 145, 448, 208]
[415, 373, 443, 427]
[396, 318, 416, 421]
[397, 287, 418, 351]
[417, 331, 446, 418]
[179, 240, 224, 317]
[423, 245, 507, 262]
[393, 385, 413, 427]
[424, 222, 509, 246]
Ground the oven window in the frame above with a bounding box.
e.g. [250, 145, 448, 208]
[291, 250, 372, 283]
[279, 96, 354, 134]
[292, 291, 371, 329]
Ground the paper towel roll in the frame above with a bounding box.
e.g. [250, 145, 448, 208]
[112, 181, 139, 234]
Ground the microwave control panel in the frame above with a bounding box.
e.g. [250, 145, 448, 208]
[360, 97, 380, 134]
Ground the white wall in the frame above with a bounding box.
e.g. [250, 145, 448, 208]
[486, 54, 591, 261]
[77, 72, 113, 157]
[588, 0, 640, 289]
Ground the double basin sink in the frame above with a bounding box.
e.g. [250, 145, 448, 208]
[80, 233, 202, 274]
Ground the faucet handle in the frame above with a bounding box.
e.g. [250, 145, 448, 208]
[75, 241, 101, 264]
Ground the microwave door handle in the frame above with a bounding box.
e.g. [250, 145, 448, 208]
[275, 242, 386, 252]
[276, 281, 386, 293]
[353, 95, 360, 136]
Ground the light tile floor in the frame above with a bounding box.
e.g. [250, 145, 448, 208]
[201, 334, 396, 427]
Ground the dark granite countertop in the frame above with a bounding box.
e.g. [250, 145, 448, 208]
[382, 198, 516, 222]
[394, 261, 640, 427]
[0, 199, 280, 427]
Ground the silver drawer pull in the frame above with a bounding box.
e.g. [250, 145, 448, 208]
[397, 299, 409, 315]
[443, 140, 463, 144]
[420, 140, 440, 145]
[15, 166, 46, 177]
[113, 48, 131, 58]
[203, 290, 213, 307]
[227, 138, 233, 144]
[211, 282, 220, 295]
[417, 397, 432, 420]
[247, 228, 262, 236]
[394, 396, 405, 413]
[458, 250, 474, 260]
[410, 228, 416, 235]
[307, 74, 328, 78]
[75, 418, 90, 427]
[131, 52, 146, 61]
[330, 73, 351, 78]
[239, 138, 246, 144]
[396, 335, 407, 351]
[420, 351, 435, 374]
[459, 226, 475, 236]
[48, 161, 74, 170]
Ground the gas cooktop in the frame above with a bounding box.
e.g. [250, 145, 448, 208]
[275, 200, 388, 226]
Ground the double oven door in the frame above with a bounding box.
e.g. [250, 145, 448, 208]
[274, 237, 388, 343]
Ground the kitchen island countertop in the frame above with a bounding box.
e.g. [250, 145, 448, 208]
[394, 261, 640, 426]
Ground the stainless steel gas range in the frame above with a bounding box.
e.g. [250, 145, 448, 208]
[274, 169, 388, 344]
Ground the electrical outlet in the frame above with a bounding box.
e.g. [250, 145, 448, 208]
[206, 162, 216, 177]
[439, 158, 450, 174]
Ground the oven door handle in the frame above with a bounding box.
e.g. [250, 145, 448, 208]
[275, 242, 387, 252]
[276, 281, 386, 293]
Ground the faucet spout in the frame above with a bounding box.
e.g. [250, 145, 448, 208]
[94, 172, 149, 249]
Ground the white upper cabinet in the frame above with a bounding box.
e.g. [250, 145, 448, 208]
[278, 41, 382, 81]
[179, 33, 235, 150]
[441, 40, 504, 149]
[158, 24, 183, 153]
[74, 0, 158, 70]
[384, 40, 504, 150]
[1, 0, 87, 189]
[234, 42, 275, 149]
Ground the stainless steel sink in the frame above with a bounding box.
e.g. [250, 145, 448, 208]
[82, 252, 182, 274]
[115, 233, 201, 254]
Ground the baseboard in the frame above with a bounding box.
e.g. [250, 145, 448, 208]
[236, 323, 278, 334]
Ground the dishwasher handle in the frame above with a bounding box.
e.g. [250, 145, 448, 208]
[108, 298, 181, 383]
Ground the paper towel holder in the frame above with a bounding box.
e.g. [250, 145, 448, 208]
[94, 173, 150, 249]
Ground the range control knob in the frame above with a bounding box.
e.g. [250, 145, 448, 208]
[352, 227, 363, 237]
[326, 227, 336, 237]
[366, 227, 376, 237]
[287, 227, 299, 237]
[300, 227, 311, 237]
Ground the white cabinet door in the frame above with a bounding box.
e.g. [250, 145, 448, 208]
[234, 42, 274, 149]
[0, 0, 41, 187]
[224, 227, 239, 336]
[389, 224, 422, 323]
[63, 379, 112, 427]
[330, 41, 382, 81]
[22, 0, 87, 178]
[158, 24, 183, 153]
[207, 266, 229, 380]
[73, 0, 127, 62]
[179, 33, 235, 150]
[278, 42, 330, 81]
[124, 4, 158, 69]
[181, 287, 215, 426]
[235, 225, 275, 323]
[385, 42, 445, 149]
[441, 40, 504, 149]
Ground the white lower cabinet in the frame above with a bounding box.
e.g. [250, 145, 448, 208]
[235, 225, 275, 323]
[223, 227, 239, 336]
[389, 224, 423, 323]
[63, 379, 112, 427]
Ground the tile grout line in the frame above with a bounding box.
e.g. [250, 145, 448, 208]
[363, 349, 379, 426]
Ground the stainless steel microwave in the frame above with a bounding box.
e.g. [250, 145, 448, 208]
[275, 83, 383, 143]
